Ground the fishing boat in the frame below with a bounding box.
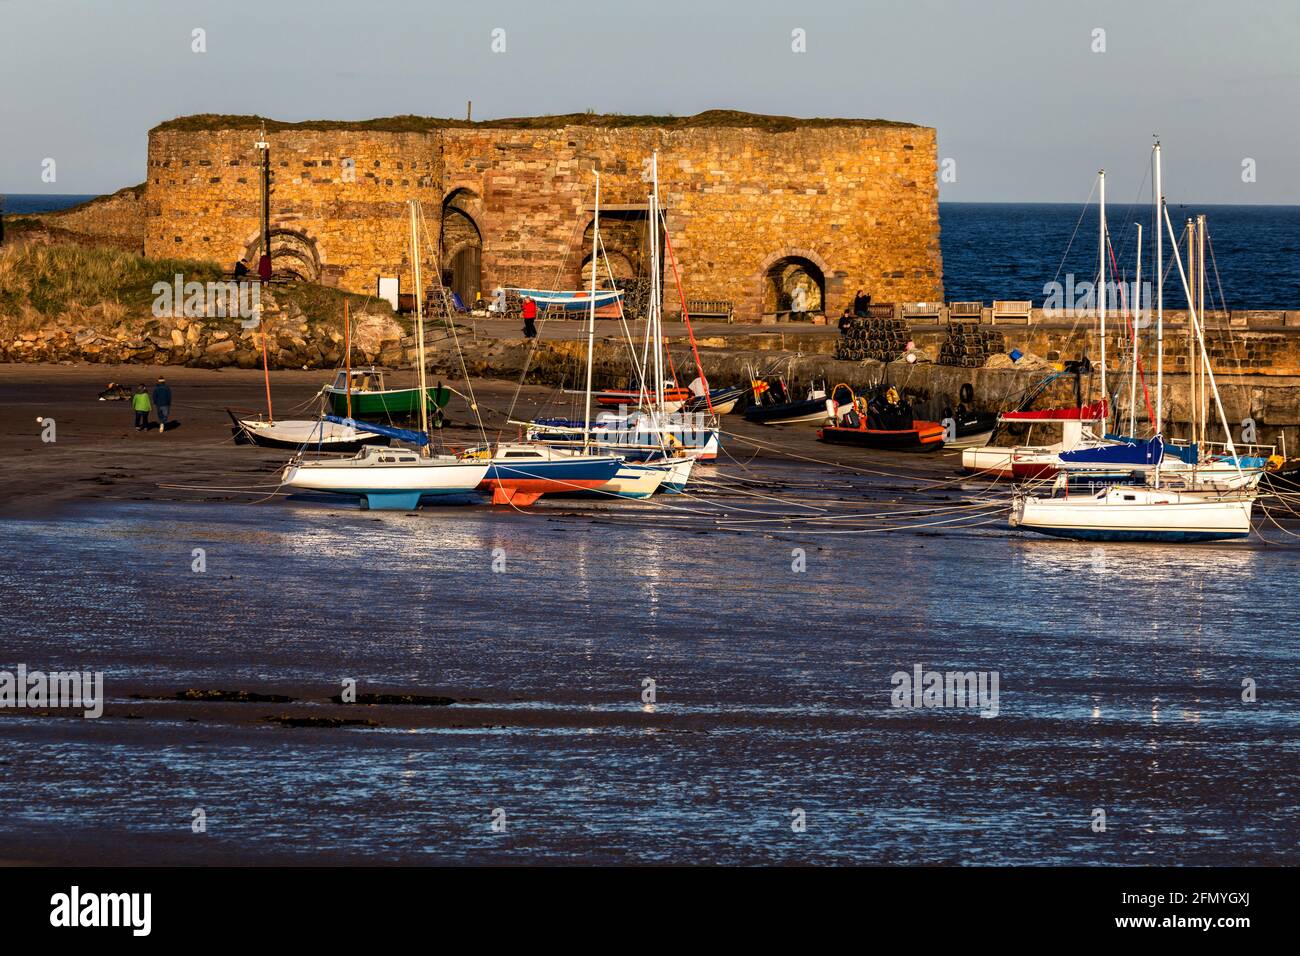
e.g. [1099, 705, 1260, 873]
[817, 386, 945, 452]
[228, 410, 388, 452]
[323, 368, 451, 419]
[511, 287, 624, 313]
[744, 381, 854, 426]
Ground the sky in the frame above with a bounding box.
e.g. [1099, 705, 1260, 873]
[1, 0, 1298, 204]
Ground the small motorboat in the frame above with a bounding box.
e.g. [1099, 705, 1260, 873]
[593, 383, 692, 413]
[228, 410, 389, 452]
[743, 380, 853, 426]
[941, 384, 998, 448]
[817, 386, 945, 452]
[683, 384, 747, 416]
[942, 407, 998, 448]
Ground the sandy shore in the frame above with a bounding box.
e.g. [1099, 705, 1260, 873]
[0, 362, 956, 518]
[0, 363, 590, 517]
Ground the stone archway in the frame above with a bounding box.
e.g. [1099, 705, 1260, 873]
[245, 229, 322, 282]
[758, 248, 828, 320]
[581, 250, 635, 285]
[440, 188, 483, 306]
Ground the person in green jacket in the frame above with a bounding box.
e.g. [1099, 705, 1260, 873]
[132, 383, 152, 431]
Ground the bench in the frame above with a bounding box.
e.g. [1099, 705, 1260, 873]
[684, 299, 734, 323]
[992, 300, 1033, 324]
[902, 301, 943, 321]
[947, 301, 984, 322]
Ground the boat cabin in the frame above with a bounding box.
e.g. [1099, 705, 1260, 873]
[331, 368, 386, 393]
[355, 445, 421, 464]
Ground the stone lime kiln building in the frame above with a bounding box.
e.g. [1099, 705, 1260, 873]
[143, 110, 943, 323]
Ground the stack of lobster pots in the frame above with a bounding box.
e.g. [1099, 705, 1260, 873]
[938, 322, 1006, 368]
[834, 304, 910, 362]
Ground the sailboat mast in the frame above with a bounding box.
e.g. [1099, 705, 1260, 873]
[409, 200, 430, 451]
[1130, 223, 1141, 437]
[1187, 217, 1196, 444]
[1154, 143, 1164, 438]
[651, 152, 665, 412]
[344, 299, 352, 421]
[1098, 169, 1107, 423]
[1162, 204, 1243, 480]
[583, 173, 599, 450]
[1196, 213, 1207, 447]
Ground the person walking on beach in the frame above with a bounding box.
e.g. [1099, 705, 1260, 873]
[131, 384, 152, 431]
[521, 296, 538, 339]
[152, 376, 172, 433]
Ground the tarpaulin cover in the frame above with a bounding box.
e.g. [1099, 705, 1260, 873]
[1060, 434, 1164, 466]
[1001, 400, 1108, 422]
[323, 415, 429, 446]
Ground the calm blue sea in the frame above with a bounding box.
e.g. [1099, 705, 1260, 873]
[940, 202, 1300, 310]
[1, 193, 97, 215]
[5, 194, 1298, 309]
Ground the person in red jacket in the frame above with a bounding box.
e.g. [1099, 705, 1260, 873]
[521, 297, 538, 339]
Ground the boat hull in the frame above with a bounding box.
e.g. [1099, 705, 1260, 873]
[324, 385, 451, 418]
[744, 397, 841, 425]
[1010, 489, 1254, 543]
[283, 455, 490, 510]
[481, 456, 623, 505]
[228, 411, 389, 452]
[817, 421, 945, 452]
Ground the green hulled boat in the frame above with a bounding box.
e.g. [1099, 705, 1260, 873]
[324, 368, 451, 419]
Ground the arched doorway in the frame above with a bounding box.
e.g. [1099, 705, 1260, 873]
[244, 229, 321, 282]
[441, 189, 482, 306]
[580, 250, 635, 286]
[763, 255, 825, 320]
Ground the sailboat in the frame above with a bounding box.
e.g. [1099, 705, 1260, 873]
[229, 300, 390, 452]
[281, 202, 490, 510]
[1010, 144, 1258, 542]
[467, 171, 625, 506]
[527, 154, 717, 475]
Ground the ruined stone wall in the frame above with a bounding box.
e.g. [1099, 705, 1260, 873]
[145, 116, 942, 321]
[438, 123, 943, 320]
[22, 184, 148, 251]
[144, 128, 443, 291]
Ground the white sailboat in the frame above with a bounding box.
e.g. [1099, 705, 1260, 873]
[1010, 144, 1258, 542]
[282, 201, 490, 510]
